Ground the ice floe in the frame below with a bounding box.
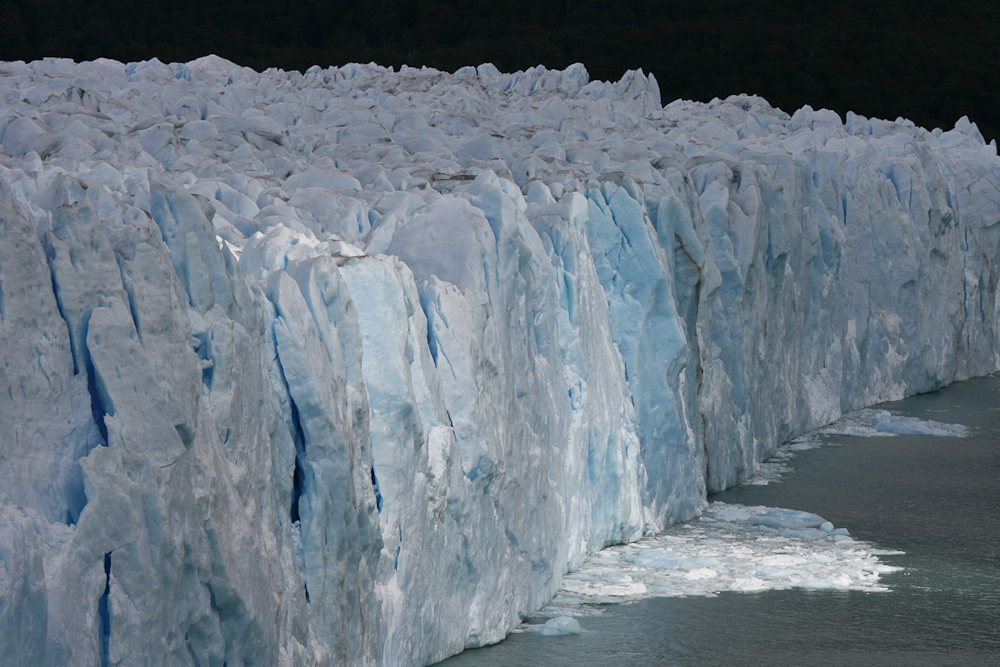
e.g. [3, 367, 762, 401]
[540, 502, 903, 616]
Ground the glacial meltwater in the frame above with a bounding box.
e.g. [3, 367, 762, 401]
[437, 374, 1000, 666]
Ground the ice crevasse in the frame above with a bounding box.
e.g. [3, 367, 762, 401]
[0, 55, 998, 666]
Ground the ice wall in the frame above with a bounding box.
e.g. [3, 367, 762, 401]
[0, 56, 998, 665]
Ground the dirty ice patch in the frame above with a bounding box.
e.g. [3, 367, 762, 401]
[540, 502, 902, 614]
[818, 409, 968, 437]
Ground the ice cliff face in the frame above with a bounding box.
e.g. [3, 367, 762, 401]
[0, 55, 998, 665]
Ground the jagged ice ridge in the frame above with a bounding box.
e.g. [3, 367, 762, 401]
[1, 54, 998, 666]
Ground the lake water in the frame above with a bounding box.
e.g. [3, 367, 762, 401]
[436, 374, 1000, 666]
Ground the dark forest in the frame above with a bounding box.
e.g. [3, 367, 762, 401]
[1, 0, 997, 141]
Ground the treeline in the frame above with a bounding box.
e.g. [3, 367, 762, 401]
[1, 0, 997, 141]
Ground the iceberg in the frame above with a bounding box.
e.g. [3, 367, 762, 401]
[0, 55, 998, 665]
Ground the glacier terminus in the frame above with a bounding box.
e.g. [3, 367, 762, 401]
[0, 55, 999, 666]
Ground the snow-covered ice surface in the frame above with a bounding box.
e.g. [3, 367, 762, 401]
[1, 54, 999, 666]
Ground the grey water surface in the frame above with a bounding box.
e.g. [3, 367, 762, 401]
[436, 374, 1000, 666]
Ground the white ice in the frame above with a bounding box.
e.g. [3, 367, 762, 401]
[0, 54, 998, 666]
[818, 409, 968, 437]
[519, 616, 584, 636]
[540, 502, 903, 615]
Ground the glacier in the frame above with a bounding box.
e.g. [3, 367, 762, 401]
[0, 54, 998, 665]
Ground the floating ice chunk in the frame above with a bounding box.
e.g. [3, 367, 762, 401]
[787, 441, 822, 451]
[780, 528, 830, 540]
[819, 409, 968, 437]
[745, 405, 966, 488]
[729, 577, 770, 592]
[684, 568, 718, 580]
[542, 502, 902, 613]
[713, 505, 825, 530]
[538, 617, 582, 636]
